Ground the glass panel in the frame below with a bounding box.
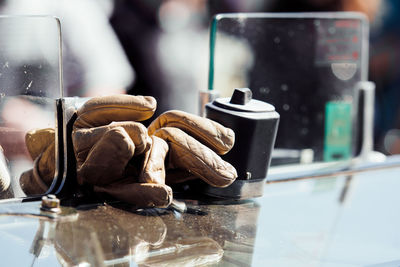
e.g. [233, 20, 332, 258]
[208, 13, 369, 171]
[0, 16, 62, 199]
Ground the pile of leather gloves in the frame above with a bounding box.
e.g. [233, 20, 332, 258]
[20, 95, 237, 208]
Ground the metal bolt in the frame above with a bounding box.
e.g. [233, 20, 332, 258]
[41, 194, 61, 213]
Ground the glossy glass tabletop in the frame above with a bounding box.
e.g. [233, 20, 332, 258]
[0, 162, 400, 266]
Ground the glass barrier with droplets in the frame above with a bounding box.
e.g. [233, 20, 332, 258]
[207, 12, 370, 178]
[0, 15, 62, 199]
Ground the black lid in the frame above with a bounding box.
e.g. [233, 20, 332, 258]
[212, 88, 275, 112]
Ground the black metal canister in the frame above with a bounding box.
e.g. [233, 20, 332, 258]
[204, 88, 279, 199]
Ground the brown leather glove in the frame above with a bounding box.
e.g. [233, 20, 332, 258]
[19, 128, 55, 195]
[19, 95, 238, 208]
[147, 110, 237, 187]
[72, 95, 173, 208]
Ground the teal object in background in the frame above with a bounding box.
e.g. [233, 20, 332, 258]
[324, 101, 352, 161]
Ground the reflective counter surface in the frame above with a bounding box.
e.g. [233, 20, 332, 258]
[1, 160, 400, 266]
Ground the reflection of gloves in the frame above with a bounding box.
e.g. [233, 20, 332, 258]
[72, 95, 173, 208]
[148, 110, 237, 187]
[54, 205, 223, 266]
[19, 128, 55, 195]
[54, 206, 168, 264]
[142, 237, 223, 266]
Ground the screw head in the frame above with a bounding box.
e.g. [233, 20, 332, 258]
[41, 194, 61, 213]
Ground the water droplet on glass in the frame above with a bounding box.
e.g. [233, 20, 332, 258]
[288, 30, 294, 37]
[314, 20, 320, 26]
[281, 84, 288, 91]
[300, 128, 309, 135]
[329, 27, 336, 34]
[283, 104, 290, 111]
[274, 37, 281, 44]
[302, 117, 309, 124]
[259, 87, 270, 94]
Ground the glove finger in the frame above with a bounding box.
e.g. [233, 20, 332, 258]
[165, 169, 197, 184]
[25, 128, 55, 160]
[94, 182, 173, 208]
[36, 141, 56, 185]
[20, 158, 50, 195]
[73, 121, 150, 166]
[139, 136, 168, 184]
[77, 127, 135, 185]
[154, 127, 237, 187]
[20, 129, 56, 195]
[148, 110, 234, 155]
[74, 95, 156, 129]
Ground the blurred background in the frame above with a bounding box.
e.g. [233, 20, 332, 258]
[0, 0, 399, 156]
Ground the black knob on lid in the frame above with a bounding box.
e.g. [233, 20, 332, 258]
[212, 88, 275, 112]
[230, 88, 252, 105]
